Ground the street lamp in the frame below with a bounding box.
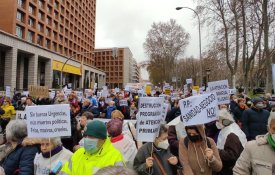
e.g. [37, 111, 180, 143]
[60, 52, 93, 90]
[176, 7, 202, 87]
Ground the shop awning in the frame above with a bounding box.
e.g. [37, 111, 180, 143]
[52, 60, 81, 75]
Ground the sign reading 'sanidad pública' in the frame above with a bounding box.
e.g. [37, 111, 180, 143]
[26, 104, 71, 138]
[179, 93, 219, 126]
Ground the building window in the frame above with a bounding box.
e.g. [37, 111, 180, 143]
[46, 17, 51, 25]
[46, 28, 50, 36]
[29, 5, 35, 15]
[38, 11, 44, 20]
[37, 35, 43, 46]
[38, 23, 43, 32]
[16, 11, 24, 22]
[28, 17, 35, 27]
[54, 11, 58, 20]
[27, 31, 34, 43]
[46, 39, 50, 49]
[54, 1, 58, 8]
[47, 6, 52, 13]
[38, 0, 44, 8]
[16, 25, 23, 38]
[17, 0, 24, 8]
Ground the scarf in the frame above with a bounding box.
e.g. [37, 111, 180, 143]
[267, 134, 275, 148]
[42, 146, 63, 158]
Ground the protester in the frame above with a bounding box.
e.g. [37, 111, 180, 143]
[229, 95, 238, 114]
[16, 97, 27, 111]
[0, 97, 16, 132]
[80, 98, 99, 118]
[133, 124, 180, 175]
[106, 101, 116, 119]
[60, 120, 125, 174]
[94, 166, 137, 175]
[87, 89, 98, 108]
[129, 102, 138, 119]
[98, 97, 107, 117]
[232, 98, 248, 126]
[54, 92, 68, 104]
[178, 125, 222, 175]
[216, 109, 247, 175]
[1, 120, 39, 175]
[242, 97, 270, 141]
[34, 137, 72, 175]
[107, 119, 137, 168]
[233, 112, 275, 174]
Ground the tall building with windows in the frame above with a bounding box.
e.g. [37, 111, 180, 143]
[0, 0, 105, 91]
[94, 47, 139, 89]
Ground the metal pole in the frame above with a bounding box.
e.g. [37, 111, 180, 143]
[60, 52, 92, 90]
[176, 7, 202, 87]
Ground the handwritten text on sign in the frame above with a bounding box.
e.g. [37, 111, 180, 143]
[136, 97, 164, 142]
[26, 104, 71, 138]
[179, 93, 218, 126]
[208, 80, 230, 105]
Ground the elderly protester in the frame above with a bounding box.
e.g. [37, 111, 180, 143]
[233, 112, 275, 174]
[0, 120, 39, 175]
[0, 97, 16, 132]
[34, 137, 72, 175]
[216, 109, 247, 175]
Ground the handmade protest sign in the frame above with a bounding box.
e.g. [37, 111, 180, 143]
[28, 85, 49, 98]
[161, 103, 169, 122]
[26, 104, 71, 138]
[229, 89, 237, 95]
[179, 93, 218, 126]
[208, 80, 230, 105]
[186, 78, 193, 85]
[119, 99, 128, 106]
[16, 111, 27, 120]
[136, 97, 164, 142]
[5, 86, 11, 98]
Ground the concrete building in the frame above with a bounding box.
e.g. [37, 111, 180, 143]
[94, 47, 139, 89]
[0, 0, 105, 91]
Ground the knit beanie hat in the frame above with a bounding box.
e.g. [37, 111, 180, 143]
[252, 97, 264, 105]
[106, 119, 123, 137]
[84, 120, 107, 139]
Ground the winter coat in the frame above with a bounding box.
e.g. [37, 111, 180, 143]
[241, 108, 269, 140]
[133, 142, 178, 175]
[80, 105, 100, 118]
[233, 134, 275, 175]
[1, 139, 40, 175]
[87, 96, 98, 108]
[229, 101, 238, 114]
[34, 147, 72, 175]
[178, 125, 222, 175]
[106, 106, 116, 119]
[217, 133, 244, 175]
[0, 104, 16, 119]
[60, 138, 124, 175]
[168, 126, 179, 156]
[232, 106, 246, 123]
[111, 134, 137, 168]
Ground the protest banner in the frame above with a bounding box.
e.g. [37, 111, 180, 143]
[119, 99, 128, 106]
[26, 104, 71, 138]
[145, 85, 151, 95]
[5, 86, 11, 98]
[136, 97, 164, 142]
[28, 85, 49, 98]
[186, 78, 193, 85]
[163, 84, 171, 95]
[94, 118, 137, 125]
[49, 91, 56, 99]
[179, 93, 218, 126]
[161, 103, 169, 121]
[102, 90, 109, 98]
[16, 111, 27, 120]
[208, 80, 230, 105]
[229, 89, 237, 95]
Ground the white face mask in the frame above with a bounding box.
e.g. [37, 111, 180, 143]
[216, 121, 224, 130]
[157, 139, 169, 150]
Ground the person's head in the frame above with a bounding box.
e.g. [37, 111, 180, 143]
[118, 94, 124, 100]
[94, 166, 137, 175]
[6, 120, 27, 143]
[130, 102, 136, 109]
[265, 93, 272, 100]
[154, 124, 169, 149]
[111, 110, 124, 120]
[252, 97, 265, 109]
[21, 97, 27, 104]
[216, 109, 234, 129]
[83, 120, 107, 154]
[107, 119, 123, 138]
[83, 98, 91, 107]
[88, 89, 94, 96]
[82, 111, 94, 121]
[40, 137, 62, 154]
[231, 95, 237, 103]
[238, 98, 246, 107]
[267, 112, 275, 148]
[109, 101, 115, 107]
[3, 97, 11, 106]
[185, 125, 203, 143]
[26, 97, 33, 105]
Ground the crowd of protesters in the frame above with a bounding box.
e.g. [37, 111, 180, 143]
[0, 86, 274, 175]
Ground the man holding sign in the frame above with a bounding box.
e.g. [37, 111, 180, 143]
[178, 94, 222, 175]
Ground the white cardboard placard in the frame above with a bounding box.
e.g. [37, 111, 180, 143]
[136, 97, 164, 142]
[208, 80, 230, 105]
[179, 93, 218, 126]
[26, 104, 71, 138]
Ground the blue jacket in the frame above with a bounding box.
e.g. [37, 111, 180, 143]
[242, 108, 269, 140]
[87, 96, 98, 108]
[80, 105, 100, 118]
[106, 106, 116, 119]
[2, 143, 39, 175]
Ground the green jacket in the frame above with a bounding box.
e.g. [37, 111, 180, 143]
[60, 138, 125, 175]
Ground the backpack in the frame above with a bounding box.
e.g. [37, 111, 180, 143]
[184, 137, 212, 149]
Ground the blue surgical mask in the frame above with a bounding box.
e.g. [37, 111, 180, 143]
[84, 138, 99, 154]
